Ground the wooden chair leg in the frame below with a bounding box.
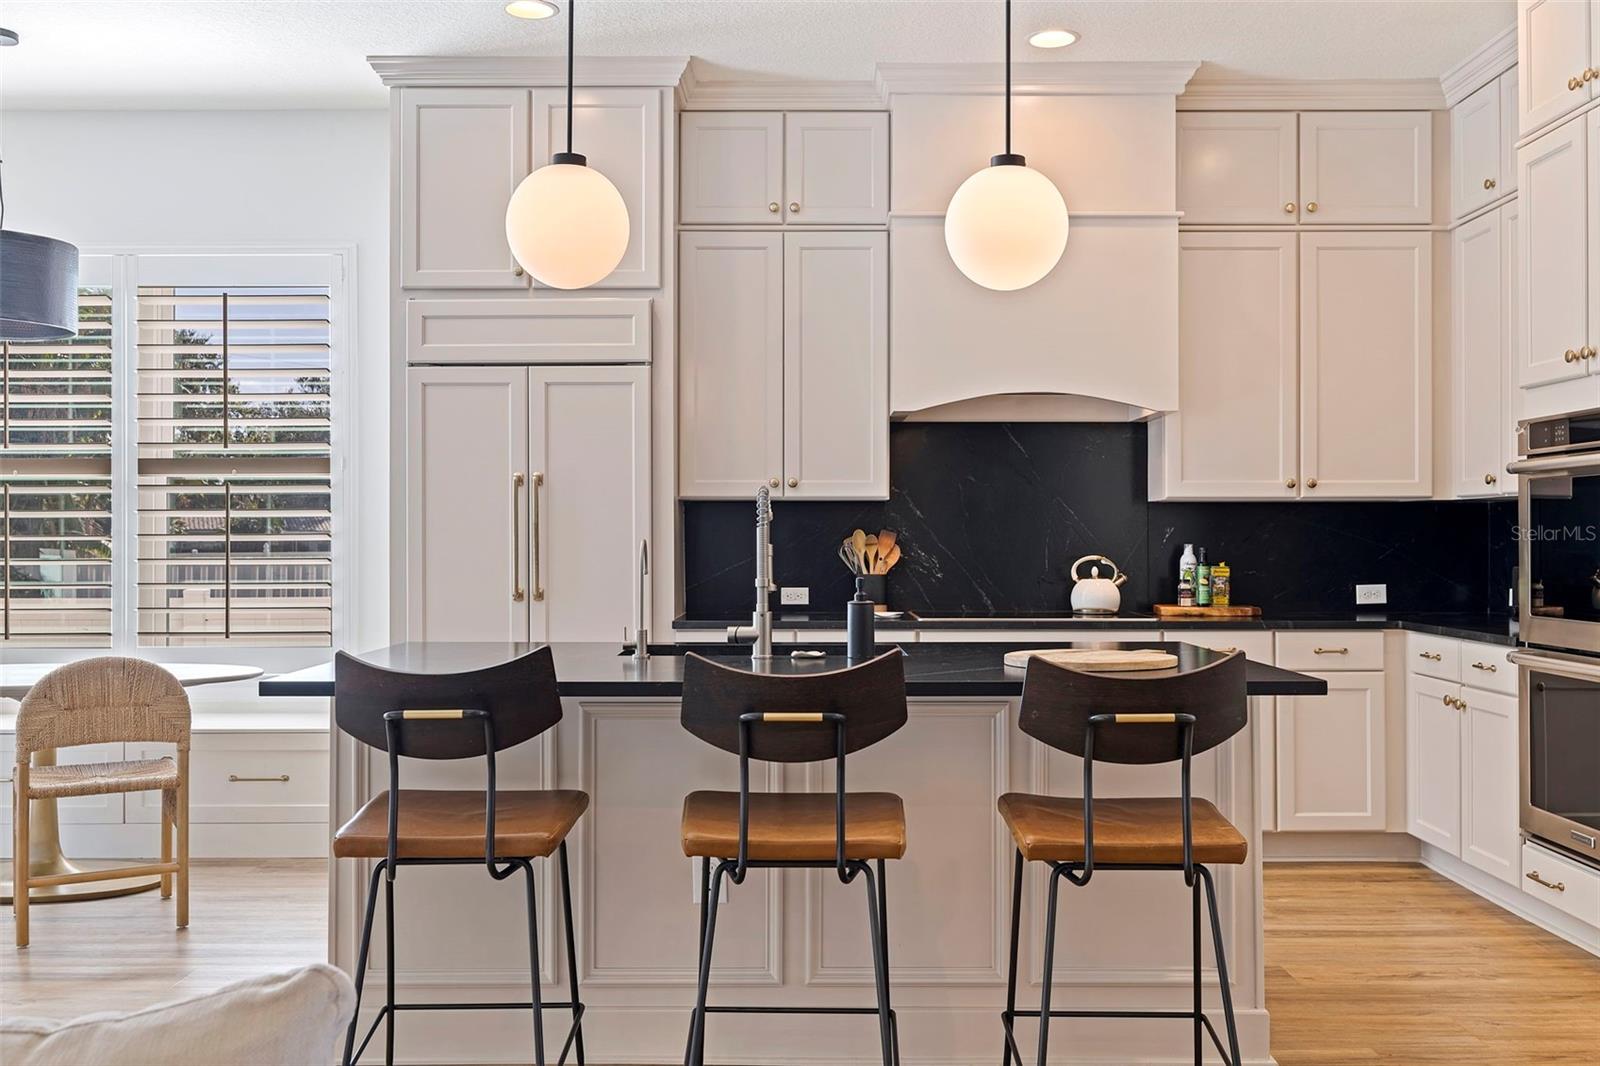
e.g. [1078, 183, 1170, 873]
[175, 752, 190, 929]
[160, 790, 174, 899]
[13, 769, 29, 949]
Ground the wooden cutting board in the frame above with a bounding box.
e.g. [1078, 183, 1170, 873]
[1002, 648, 1179, 671]
[1152, 604, 1263, 619]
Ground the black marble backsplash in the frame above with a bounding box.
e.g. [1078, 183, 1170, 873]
[681, 423, 1516, 618]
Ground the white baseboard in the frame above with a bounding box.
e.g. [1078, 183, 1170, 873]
[1419, 844, 1600, 957]
[1262, 831, 1420, 862]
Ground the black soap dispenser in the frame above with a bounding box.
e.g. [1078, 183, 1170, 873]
[847, 577, 876, 661]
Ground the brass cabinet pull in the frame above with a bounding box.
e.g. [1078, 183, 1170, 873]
[1283, 202, 1296, 214]
[787, 476, 798, 488]
[1313, 646, 1349, 655]
[1419, 651, 1442, 661]
[1470, 661, 1498, 673]
[1305, 201, 1319, 213]
[1306, 477, 1318, 488]
[1483, 178, 1497, 190]
[1286, 477, 1297, 488]
[1485, 473, 1498, 485]
[1566, 349, 1581, 363]
[229, 774, 290, 783]
[511, 472, 526, 603]
[789, 201, 800, 213]
[768, 202, 780, 213]
[1526, 870, 1565, 892]
[530, 471, 545, 602]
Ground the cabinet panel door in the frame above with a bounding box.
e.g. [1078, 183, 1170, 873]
[1501, 201, 1523, 496]
[1299, 232, 1432, 498]
[784, 112, 890, 224]
[1461, 687, 1520, 885]
[405, 367, 529, 642]
[1590, 107, 1600, 372]
[678, 232, 785, 497]
[528, 366, 650, 642]
[783, 231, 888, 499]
[400, 88, 530, 289]
[1160, 232, 1298, 499]
[534, 88, 662, 288]
[1499, 70, 1520, 197]
[1517, 118, 1590, 387]
[680, 112, 784, 224]
[1299, 112, 1432, 224]
[1452, 210, 1507, 497]
[1277, 672, 1386, 831]
[1453, 82, 1503, 219]
[1407, 675, 1463, 855]
[1174, 113, 1298, 224]
[1518, 0, 1593, 137]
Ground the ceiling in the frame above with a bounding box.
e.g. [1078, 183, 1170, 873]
[0, 1, 1514, 110]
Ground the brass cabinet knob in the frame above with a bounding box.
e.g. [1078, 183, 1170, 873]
[513, 264, 525, 277]
[1285, 477, 1297, 488]
[786, 477, 798, 488]
[1565, 349, 1580, 363]
[768, 202, 780, 213]
[1306, 477, 1318, 488]
[1484, 178, 1497, 190]
[1305, 201, 1319, 213]
[1441, 694, 1454, 708]
[1570, 75, 1584, 91]
[768, 477, 779, 488]
[1586, 68, 1599, 82]
[1485, 473, 1497, 485]
[1584, 346, 1598, 360]
[789, 202, 800, 213]
[1284, 202, 1296, 213]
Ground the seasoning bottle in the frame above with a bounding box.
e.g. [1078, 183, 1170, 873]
[1211, 562, 1231, 607]
[847, 577, 876, 661]
[1178, 575, 1195, 608]
[1179, 543, 1197, 589]
[1195, 548, 1212, 607]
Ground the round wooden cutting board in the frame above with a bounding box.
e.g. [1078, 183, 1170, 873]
[1002, 648, 1179, 671]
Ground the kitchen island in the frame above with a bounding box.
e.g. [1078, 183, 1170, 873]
[265, 641, 1323, 1065]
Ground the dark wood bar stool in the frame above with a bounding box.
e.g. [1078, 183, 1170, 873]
[679, 649, 908, 1066]
[998, 651, 1249, 1066]
[332, 648, 588, 1066]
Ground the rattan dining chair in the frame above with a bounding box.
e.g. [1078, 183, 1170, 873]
[12, 657, 192, 948]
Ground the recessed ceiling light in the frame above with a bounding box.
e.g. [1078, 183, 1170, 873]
[506, 1, 559, 20]
[1028, 29, 1079, 49]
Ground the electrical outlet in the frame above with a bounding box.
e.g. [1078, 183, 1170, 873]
[780, 586, 810, 606]
[1355, 584, 1387, 606]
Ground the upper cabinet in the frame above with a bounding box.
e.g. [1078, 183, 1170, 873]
[1453, 81, 1506, 219]
[1518, 114, 1594, 389]
[680, 111, 888, 225]
[1176, 113, 1298, 224]
[1517, 0, 1596, 138]
[399, 85, 664, 290]
[1500, 70, 1521, 198]
[1451, 209, 1514, 497]
[400, 88, 531, 289]
[1299, 112, 1433, 224]
[1177, 111, 1431, 224]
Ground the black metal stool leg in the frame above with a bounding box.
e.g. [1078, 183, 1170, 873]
[862, 862, 894, 1066]
[558, 842, 585, 1066]
[343, 860, 385, 1066]
[1035, 863, 1068, 1066]
[684, 858, 711, 1066]
[1000, 850, 1023, 1066]
[384, 872, 396, 1066]
[1192, 872, 1203, 1065]
[522, 859, 548, 1066]
[687, 859, 728, 1066]
[876, 858, 899, 1066]
[1199, 865, 1242, 1066]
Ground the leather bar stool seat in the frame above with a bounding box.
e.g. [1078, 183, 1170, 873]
[997, 794, 1247, 866]
[335, 789, 588, 860]
[681, 790, 906, 862]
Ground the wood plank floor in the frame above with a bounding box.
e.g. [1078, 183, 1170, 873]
[2, 860, 1596, 1064]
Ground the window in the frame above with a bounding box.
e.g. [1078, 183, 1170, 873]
[1, 251, 345, 659]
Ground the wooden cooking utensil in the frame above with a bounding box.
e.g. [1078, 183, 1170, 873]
[878, 543, 901, 574]
[851, 529, 868, 573]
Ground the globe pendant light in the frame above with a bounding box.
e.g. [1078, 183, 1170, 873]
[505, 0, 630, 289]
[944, 0, 1069, 292]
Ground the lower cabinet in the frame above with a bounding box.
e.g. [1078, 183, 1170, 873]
[1408, 674, 1464, 851]
[1276, 670, 1387, 831]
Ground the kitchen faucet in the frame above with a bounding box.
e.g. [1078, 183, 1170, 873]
[726, 485, 775, 658]
[632, 538, 650, 662]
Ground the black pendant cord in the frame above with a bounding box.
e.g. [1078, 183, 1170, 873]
[1004, 0, 1011, 156]
[566, 0, 575, 155]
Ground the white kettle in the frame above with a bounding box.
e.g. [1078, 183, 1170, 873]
[1070, 555, 1127, 616]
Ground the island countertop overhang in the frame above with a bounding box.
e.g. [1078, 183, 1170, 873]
[258, 640, 1328, 699]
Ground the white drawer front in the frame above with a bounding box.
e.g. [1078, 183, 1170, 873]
[1407, 633, 1460, 682]
[1521, 841, 1600, 927]
[127, 733, 329, 825]
[1162, 629, 1274, 664]
[1459, 642, 1517, 696]
[406, 298, 652, 364]
[1275, 631, 1385, 672]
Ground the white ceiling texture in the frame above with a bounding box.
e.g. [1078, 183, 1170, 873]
[0, 1, 1515, 109]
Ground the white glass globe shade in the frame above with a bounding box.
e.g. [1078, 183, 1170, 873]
[505, 162, 630, 289]
[943, 164, 1069, 292]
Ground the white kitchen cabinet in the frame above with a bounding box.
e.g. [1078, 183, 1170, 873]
[1518, 116, 1592, 388]
[405, 298, 652, 365]
[679, 112, 784, 224]
[1517, 0, 1595, 137]
[1299, 232, 1432, 498]
[678, 231, 785, 497]
[1154, 232, 1298, 498]
[533, 87, 662, 288]
[1408, 674, 1464, 854]
[1298, 112, 1432, 224]
[1453, 81, 1504, 219]
[1277, 670, 1387, 831]
[1461, 686, 1520, 885]
[1500, 70, 1520, 198]
[1175, 112, 1299, 224]
[405, 365, 650, 642]
[1451, 209, 1511, 497]
[679, 230, 889, 500]
[1590, 106, 1600, 376]
[400, 88, 530, 289]
[1502, 200, 1523, 494]
[783, 231, 888, 497]
[783, 112, 890, 225]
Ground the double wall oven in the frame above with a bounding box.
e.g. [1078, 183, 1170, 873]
[1509, 407, 1600, 866]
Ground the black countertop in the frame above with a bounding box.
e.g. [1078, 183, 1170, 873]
[672, 611, 1521, 647]
[259, 640, 1327, 699]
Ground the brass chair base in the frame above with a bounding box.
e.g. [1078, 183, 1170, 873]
[2, 857, 163, 904]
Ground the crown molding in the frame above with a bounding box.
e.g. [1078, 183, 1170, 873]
[1178, 76, 1446, 111]
[874, 61, 1201, 99]
[1439, 25, 1518, 108]
[676, 64, 883, 110]
[367, 56, 691, 89]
